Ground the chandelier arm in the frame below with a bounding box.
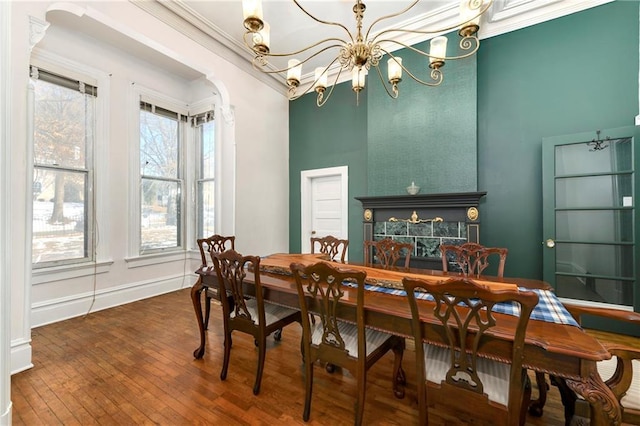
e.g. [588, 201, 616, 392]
[370, 0, 493, 45]
[244, 31, 348, 59]
[380, 48, 443, 87]
[364, 0, 420, 41]
[251, 44, 346, 75]
[378, 37, 480, 61]
[292, 0, 355, 44]
[289, 66, 344, 105]
[373, 64, 399, 99]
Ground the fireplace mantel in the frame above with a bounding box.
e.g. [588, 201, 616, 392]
[355, 192, 487, 269]
[355, 192, 486, 210]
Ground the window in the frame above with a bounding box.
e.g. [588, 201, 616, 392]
[32, 67, 96, 267]
[139, 102, 185, 253]
[195, 112, 215, 239]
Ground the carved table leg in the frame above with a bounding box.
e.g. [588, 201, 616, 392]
[551, 376, 577, 426]
[565, 367, 621, 426]
[528, 371, 549, 416]
[191, 277, 207, 359]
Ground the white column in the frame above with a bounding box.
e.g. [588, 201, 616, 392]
[0, 1, 13, 423]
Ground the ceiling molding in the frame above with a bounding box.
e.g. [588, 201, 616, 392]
[130, 0, 284, 94]
[132, 0, 617, 96]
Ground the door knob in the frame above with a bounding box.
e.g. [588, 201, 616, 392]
[545, 238, 555, 248]
[311, 231, 316, 235]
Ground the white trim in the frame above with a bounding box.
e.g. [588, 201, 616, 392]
[124, 251, 191, 269]
[30, 274, 189, 328]
[31, 260, 114, 285]
[0, 1, 12, 422]
[10, 339, 32, 376]
[300, 166, 349, 255]
[557, 297, 634, 312]
[29, 49, 112, 267]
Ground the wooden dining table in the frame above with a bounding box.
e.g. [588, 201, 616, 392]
[190, 253, 620, 425]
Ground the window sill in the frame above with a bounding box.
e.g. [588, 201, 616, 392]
[125, 250, 198, 269]
[32, 259, 114, 285]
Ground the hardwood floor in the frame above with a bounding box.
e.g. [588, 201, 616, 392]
[10, 287, 585, 425]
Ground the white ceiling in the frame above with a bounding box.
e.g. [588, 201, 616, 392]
[46, 0, 614, 89]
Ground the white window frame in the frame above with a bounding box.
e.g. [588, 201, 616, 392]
[29, 49, 112, 284]
[127, 85, 189, 266]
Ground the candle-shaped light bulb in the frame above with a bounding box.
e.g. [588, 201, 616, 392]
[314, 67, 327, 89]
[287, 59, 302, 82]
[459, 0, 482, 27]
[242, 0, 263, 20]
[429, 36, 448, 64]
[387, 57, 402, 81]
[352, 66, 366, 91]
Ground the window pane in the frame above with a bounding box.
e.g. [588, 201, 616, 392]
[555, 174, 632, 208]
[34, 79, 93, 169]
[556, 210, 633, 243]
[141, 179, 180, 251]
[201, 121, 215, 179]
[32, 169, 88, 264]
[555, 242, 633, 278]
[555, 138, 632, 175]
[198, 180, 215, 239]
[140, 109, 178, 178]
[556, 275, 633, 306]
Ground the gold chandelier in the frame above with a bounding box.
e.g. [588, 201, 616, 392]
[242, 0, 493, 107]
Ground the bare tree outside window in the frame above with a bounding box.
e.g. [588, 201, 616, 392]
[197, 120, 215, 238]
[32, 76, 94, 266]
[139, 106, 182, 252]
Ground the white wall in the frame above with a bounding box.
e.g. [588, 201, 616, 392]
[5, 0, 289, 390]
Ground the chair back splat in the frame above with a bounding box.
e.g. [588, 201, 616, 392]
[197, 234, 235, 269]
[440, 242, 508, 277]
[290, 261, 405, 425]
[310, 235, 349, 263]
[403, 277, 538, 426]
[364, 238, 413, 269]
[213, 250, 301, 395]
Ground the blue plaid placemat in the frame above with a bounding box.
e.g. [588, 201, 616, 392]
[344, 282, 580, 327]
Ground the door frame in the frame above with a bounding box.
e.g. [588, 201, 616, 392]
[542, 125, 639, 313]
[300, 166, 348, 254]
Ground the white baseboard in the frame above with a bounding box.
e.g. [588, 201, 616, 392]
[10, 338, 33, 375]
[31, 274, 188, 329]
[1, 401, 12, 426]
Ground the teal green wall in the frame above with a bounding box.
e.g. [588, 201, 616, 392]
[368, 37, 477, 195]
[289, 1, 639, 277]
[477, 1, 638, 279]
[289, 83, 368, 261]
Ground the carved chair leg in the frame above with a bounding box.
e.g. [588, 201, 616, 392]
[392, 337, 406, 399]
[190, 277, 207, 359]
[220, 331, 232, 381]
[203, 293, 212, 330]
[302, 349, 313, 422]
[253, 335, 267, 395]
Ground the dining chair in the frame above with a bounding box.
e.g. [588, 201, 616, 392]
[196, 234, 236, 331]
[402, 276, 539, 426]
[310, 235, 349, 262]
[363, 238, 413, 269]
[212, 249, 302, 395]
[440, 242, 508, 277]
[540, 305, 640, 425]
[290, 261, 405, 425]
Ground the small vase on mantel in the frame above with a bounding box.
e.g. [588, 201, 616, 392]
[406, 181, 420, 195]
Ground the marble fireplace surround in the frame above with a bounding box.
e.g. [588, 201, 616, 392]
[355, 192, 487, 270]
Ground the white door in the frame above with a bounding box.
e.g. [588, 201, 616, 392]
[301, 166, 348, 257]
